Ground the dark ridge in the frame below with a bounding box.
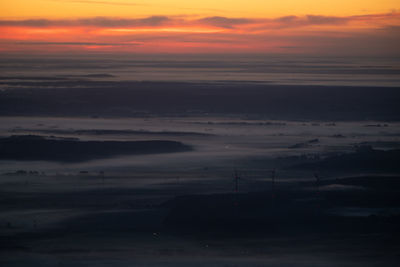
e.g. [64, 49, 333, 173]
[163, 192, 322, 233]
[321, 176, 400, 190]
[10, 128, 214, 137]
[0, 135, 192, 162]
[162, 190, 400, 234]
[355, 141, 400, 149]
[0, 76, 71, 81]
[191, 121, 287, 126]
[1, 81, 400, 120]
[292, 146, 400, 171]
[61, 73, 116, 78]
[288, 138, 320, 149]
[0, 74, 112, 81]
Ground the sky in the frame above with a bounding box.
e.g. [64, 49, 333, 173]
[0, 0, 399, 55]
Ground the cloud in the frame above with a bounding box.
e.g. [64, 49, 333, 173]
[8, 41, 140, 46]
[197, 16, 252, 29]
[78, 16, 169, 27]
[0, 16, 170, 27]
[305, 15, 349, 25]
[0, 19, 56, 27]
[264, 15, 350, 29]
[0, 13, 398, 30]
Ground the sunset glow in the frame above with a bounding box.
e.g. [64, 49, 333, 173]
[0, 0, 399, 54]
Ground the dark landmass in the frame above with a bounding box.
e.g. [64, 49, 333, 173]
[0, 135, 191, 162]
[1, 81, 400, 120]
[0, 73, 114, 81]
[64, 73, 115, 78]
[191, 121, 287, 126]
[10, 128, 213, 137]
[162, 175, 400, 235]
[163, 192, 323, 233]
[355, 141, 400, 149]
[288, 138, 319, 149]
[1, 173, 400, 265]
[320, 175, 400, 190]
[162, 185, 400, 234]
[0, 76, 71, 81]
[331, 134, 346, 138]
[364, 124, 389, 127]
[292, 146, 400, 171]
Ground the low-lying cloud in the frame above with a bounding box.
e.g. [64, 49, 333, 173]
[0, 16, 170, 27]
[1, 13, 398, 29]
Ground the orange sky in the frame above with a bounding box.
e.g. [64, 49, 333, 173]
[0, 0, 399, 54]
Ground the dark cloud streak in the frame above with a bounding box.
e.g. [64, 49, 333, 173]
[3, 41, 141, 46]
[0, 16, 170, 27]
[1, 13, 398, 29]
[197, 16, 252, 29]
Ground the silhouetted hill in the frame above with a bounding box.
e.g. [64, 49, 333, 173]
[1, 81, 400, 120]
[292, 147, 400, 171]
[0, 135, 191, 162]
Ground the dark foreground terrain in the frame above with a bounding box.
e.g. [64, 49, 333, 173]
[0, 135, 191, 162]
[1, 172, 400, 266]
